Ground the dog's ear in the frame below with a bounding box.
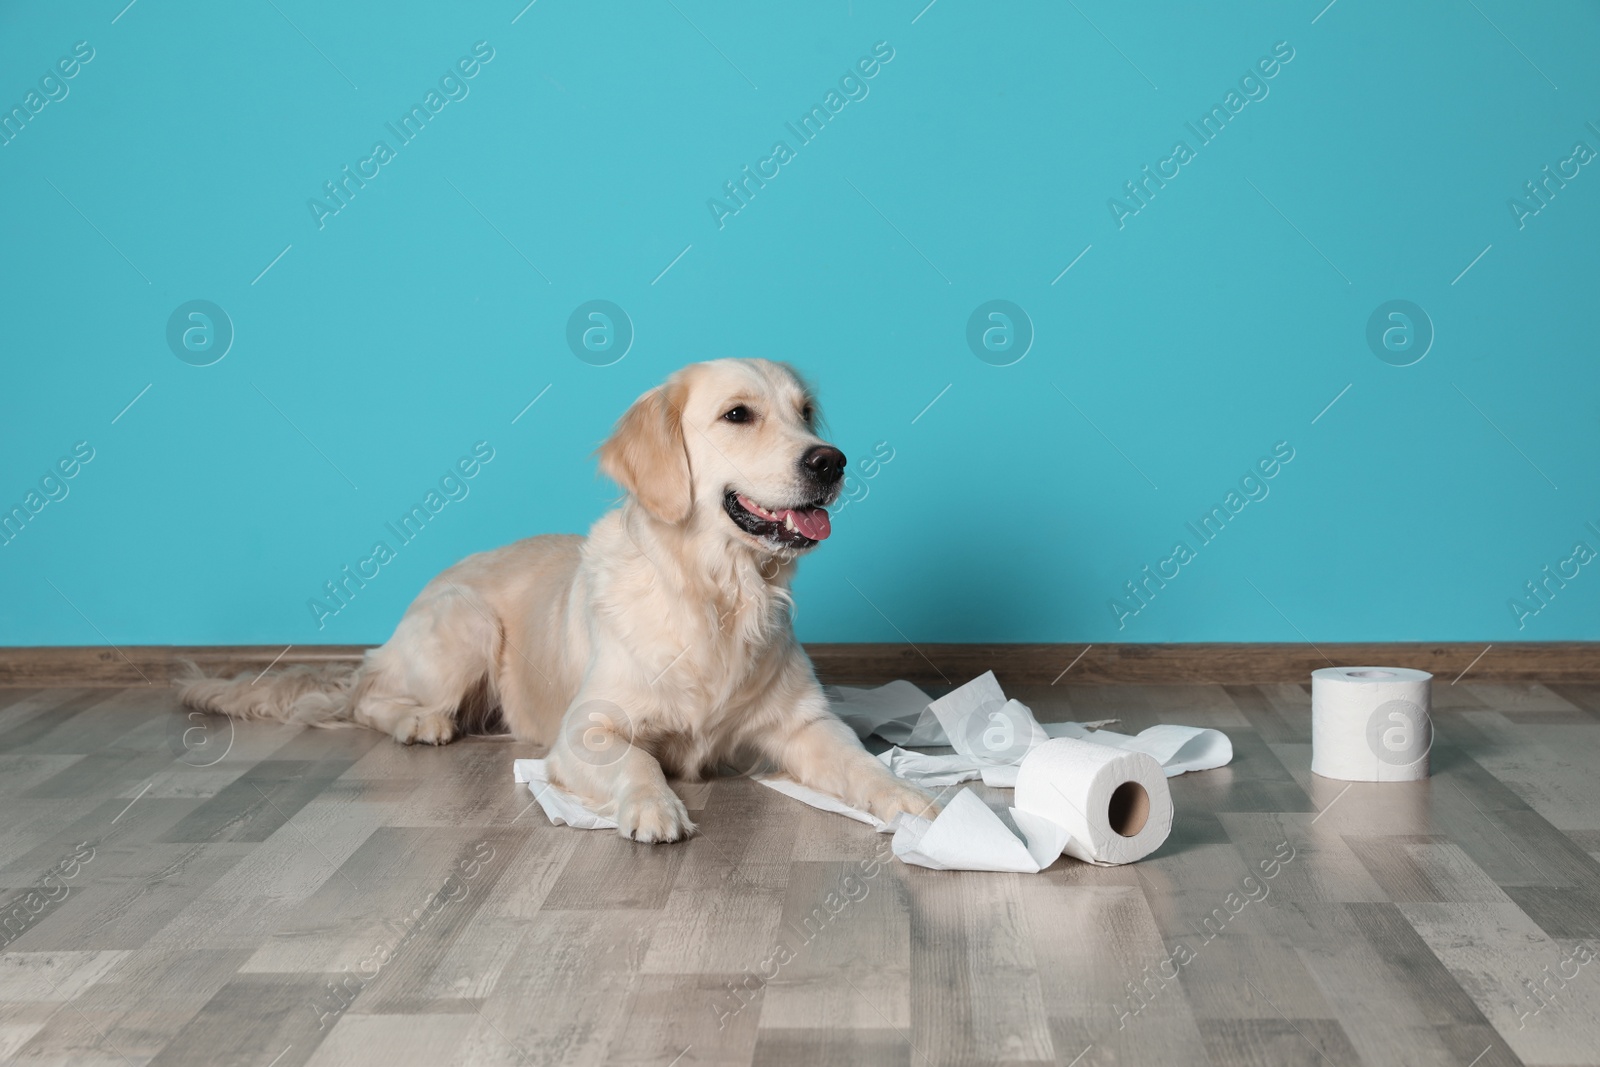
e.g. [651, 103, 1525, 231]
[599, 380, 692, 523]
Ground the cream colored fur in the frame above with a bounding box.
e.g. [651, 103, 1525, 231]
[180, 359, 937, 842]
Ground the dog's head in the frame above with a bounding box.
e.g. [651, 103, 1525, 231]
[599, 359, 844, 554]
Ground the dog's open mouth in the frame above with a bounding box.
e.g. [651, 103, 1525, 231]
[724, 490, 832, 547]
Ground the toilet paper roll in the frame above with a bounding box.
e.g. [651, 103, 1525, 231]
[1311, 666, 1433, 782]
[1013, 737, 1174, 866]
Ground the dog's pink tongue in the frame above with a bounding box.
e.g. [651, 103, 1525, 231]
[781, 507, 831, 541]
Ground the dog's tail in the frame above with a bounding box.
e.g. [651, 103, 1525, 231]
[176, 661, 365, 729]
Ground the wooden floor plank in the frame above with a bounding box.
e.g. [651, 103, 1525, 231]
[1285, 901, 1485, 1067]
[469, 910, 654, 1066]
[304, 1012, 481, 1067]
[1400, 901, 1600, 1066]
[906, 868, 1057, 1065]
[7, 946, 253, 1064]
[756, 858, 909, 1033]
[751, 1028, 911, 1067]
[1195, 1017, 1364, 1067]
[1019, 880, 1213, 1066]
[0, 690, 121, 751]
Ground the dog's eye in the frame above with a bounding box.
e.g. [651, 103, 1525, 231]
[801, 404, 814, 424]
[722, 405, 753, 424]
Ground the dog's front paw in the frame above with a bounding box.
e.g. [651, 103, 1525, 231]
[616, 787, 695, 843]
[862, 778, 941, 824]
[393, 711, 456, 746]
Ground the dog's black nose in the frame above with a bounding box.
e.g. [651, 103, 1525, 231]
[802, 445, 846, 485]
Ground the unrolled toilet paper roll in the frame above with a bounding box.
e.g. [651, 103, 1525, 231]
[1013, 738, 1174, 866]
[1311, 666, 1432, 782]
[517, 672, 1228, 873]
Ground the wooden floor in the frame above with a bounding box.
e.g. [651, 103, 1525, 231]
[2, 681, 1600, 1067]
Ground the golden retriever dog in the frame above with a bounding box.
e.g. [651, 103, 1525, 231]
[181, 359, 937, 842]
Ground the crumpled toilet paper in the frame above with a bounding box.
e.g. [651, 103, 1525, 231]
[893, 789, 1061, 873]
[827, 679, 951, 746]
[836, 671, 1233, 787]
[512, 672, 1232, 874]
[778, 672, 1220, 871]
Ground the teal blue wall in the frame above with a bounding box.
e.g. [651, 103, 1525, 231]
[3, 1, 1597, 646]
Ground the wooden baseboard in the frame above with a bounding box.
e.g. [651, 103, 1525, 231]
[0, 642, 1595, 688]
[806, 643, 1599, 686]
[0, 646, 370, 689]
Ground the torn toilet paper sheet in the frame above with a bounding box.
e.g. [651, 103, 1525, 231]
[1062, 722, 1235, 776]
[891, 790, 1056, 873]
[513, 757, 893, 836]
[878, 721, 1233, 790]
[710, 769, 1074, 873]
[780, 734, 1177, 872]
[829, 672, 1052, 748]
[753, 773, 888, 830]
[513, 756, 1067, 873]
[856, 672, 1233, 788]
[924, 672, 1049, 758]
[516, 755, 1155, 873]
[877, 747, 997, 788]
[832, 672, 1230, 773]
[513, 759, 618, 831]
[826, 679, 949, 746]
[512, 672, 1226, 873]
